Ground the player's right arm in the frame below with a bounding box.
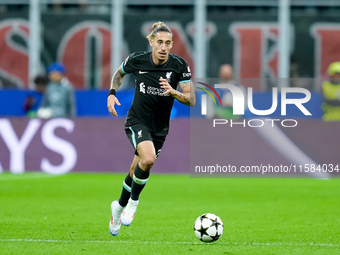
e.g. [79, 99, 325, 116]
[107, 66, 126, 117]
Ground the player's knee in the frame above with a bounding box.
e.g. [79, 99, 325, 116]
[140, 155, 156, 169]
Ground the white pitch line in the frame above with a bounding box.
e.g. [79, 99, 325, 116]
[0, 239, 339, 247]
[0, 173, 59, 181]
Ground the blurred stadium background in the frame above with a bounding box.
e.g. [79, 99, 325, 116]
[0, 0, 339, 175]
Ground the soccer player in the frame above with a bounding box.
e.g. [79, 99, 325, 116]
[107, 21, 195, 236]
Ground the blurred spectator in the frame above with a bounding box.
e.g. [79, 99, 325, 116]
[23, 75, 48, 118]
[37, 63, 76, 118]
[219, 64, 233, 83]
[214, 64, 246, 119]
[34, 74, 49, 94]
[321, 62, 340, 121]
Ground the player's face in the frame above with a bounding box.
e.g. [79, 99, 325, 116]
[149, 32, 173, 65]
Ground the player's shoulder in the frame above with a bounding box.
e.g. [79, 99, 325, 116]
[129, 51, 150, 60]
[169, 53, 189, 68]
[124, 51, 151, 67]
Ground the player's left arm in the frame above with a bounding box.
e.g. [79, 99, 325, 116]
[160, 78, 196, 107]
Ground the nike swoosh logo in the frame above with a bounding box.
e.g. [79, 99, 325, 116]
[139, 71, 148, 74]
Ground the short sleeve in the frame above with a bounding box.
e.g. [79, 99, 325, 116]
[121, 53, 135, 74]
[178, 62, 192, 84]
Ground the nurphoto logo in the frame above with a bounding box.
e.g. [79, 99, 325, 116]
[197, 82, 312, 128]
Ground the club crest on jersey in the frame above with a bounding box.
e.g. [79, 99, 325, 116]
[166, 72, 172, 83]
[139, 82, 145, 94]
[138, 130, 143, 138]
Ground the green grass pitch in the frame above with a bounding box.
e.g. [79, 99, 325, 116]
[0, 172, 339, 255]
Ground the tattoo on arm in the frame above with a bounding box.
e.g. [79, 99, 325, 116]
[175, 81, 196, 107]
[110, 67, 125, 91]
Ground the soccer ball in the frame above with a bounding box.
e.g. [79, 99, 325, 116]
[194, 213, 223, 242]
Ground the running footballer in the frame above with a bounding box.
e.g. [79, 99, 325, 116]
[107, 21, 195, 236]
